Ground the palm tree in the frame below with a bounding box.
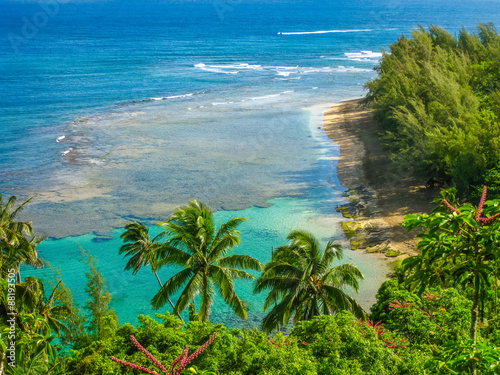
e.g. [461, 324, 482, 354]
[119, 221, 184, 323]
[254, 230, 365, 332]
[0, 194, 33, 244]
[0, 194, 43, 282]
[1, 277, 70, 337]
[0, 277, 68, 375]
[151, 200, 262, 322]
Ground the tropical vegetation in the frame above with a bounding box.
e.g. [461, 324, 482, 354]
[151, 200, 262, 323]
[119, 221, 183, 322]
[254, 230, 365, 332]
[363, 23, 500, 200]
[0, 194, 43, 282]
[3, 23, 500, 374]
[4, 188, 500, 374]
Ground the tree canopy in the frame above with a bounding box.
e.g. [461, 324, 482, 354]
[254, 230, 365, 332]
[363, 23, 500, 199]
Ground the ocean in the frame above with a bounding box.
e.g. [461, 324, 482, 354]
[2, 0, 500, 326]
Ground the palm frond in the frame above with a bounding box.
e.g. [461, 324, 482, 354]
[210, 217, 246, 255]
[160, 221, 199, 254]
[287, 230, 321, 261]
[198, 274, 215, 322]
[173, 269, 204, 315]
[217, 254, 262, 271]
[261, 294, 296, 333]
[261, 262, 302, 279]
[319, 241, 343, 271]
[254, 275, 300, 296]
[258, 229, 365, 329]
[323, 263, 364, 292]
[321, 284, 366, 319]
[155, 245, 191, 268]
[208, 232, 243, 262]
[151, 268, 193, 310]
[209, 265, 247, 319]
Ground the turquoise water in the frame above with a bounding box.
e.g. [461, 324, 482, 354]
[30, 188, 390, 327]
[5, 0, 500, 326]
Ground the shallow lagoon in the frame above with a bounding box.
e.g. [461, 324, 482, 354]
[24, 104, 391, 327]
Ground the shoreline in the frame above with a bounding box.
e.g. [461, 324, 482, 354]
[323, 99, 438, 258]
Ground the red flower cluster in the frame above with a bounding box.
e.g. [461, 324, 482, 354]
[443, 186, 500, 225]
[422, 293, 439, 301]
[381, 334, 407, 350]
[388, 300, 414, 310]
[269, 338, 291, 347]
[172, 332, 217, 374]
[357, 318, 386, 338]
[109, 356, 160, 375]
[110, 332, 217, 375]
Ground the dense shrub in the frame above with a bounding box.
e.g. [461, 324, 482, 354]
[364, 24, 500, 199]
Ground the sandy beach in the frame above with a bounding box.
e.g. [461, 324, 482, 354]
[324, 99, 438, 257]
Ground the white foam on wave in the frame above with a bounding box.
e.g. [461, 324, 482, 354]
[150, 93, 194, 101]
[208, 63, 262, 70]
[87, 158, 104, 165]
[194, 63, 239, 74]
[195, 61, 372, 79]
[279, 29, 373, 35]
[205, 68, 238, 74]
[167, 93, 194, 99]
[212, 101, 234, 106]
[247, 91, 294, 101]
[275, 66, 299, 70]
[251, 93, 282, 100]
[61, 148, 73, 156]
[56, 135, 66, 142]
[344, 51, 383, 61]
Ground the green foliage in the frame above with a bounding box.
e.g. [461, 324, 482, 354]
[364, 23, 500, 198]
[254, 230, 365, 333]
[2, 322, 67, 374]
[402, 188, 500, 341]
[119, 221, 167, 276]
[152, 199, 262, 322]
[292, 313, 401, 375]
[66, 312, 430, 375]
[371, 280, 472, 349]
[425, 340, 500, 374]
[119, 220, 184, 322]
[0, 277, 72, 374]
[5, 195, 500, 374]
[0, 194, 44, 282]
[80, 248, 118, 342]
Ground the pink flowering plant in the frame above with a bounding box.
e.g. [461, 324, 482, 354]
[110, 332, 217, 375]
[402, 186, 500, 343]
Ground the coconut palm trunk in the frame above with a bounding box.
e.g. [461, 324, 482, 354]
[154, 270, 177, 313]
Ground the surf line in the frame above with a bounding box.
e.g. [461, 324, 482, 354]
[278, 29, 373, 35]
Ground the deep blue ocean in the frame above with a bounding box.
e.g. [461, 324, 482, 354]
[2, 0, 500, 327]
